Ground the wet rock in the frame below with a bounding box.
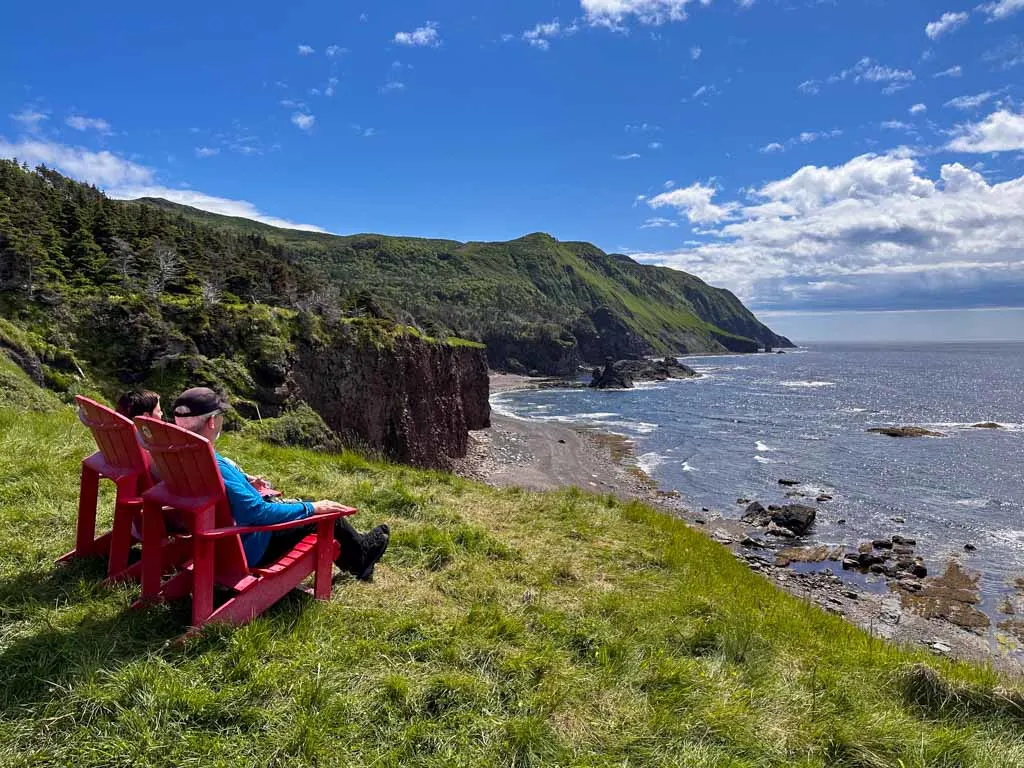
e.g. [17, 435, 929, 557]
[841, 556, 860, 571]
[694, 517, 706, 525]
[771, 504, 817, 536]
[737, 497, 752, 505]
[971, 422, 1004, 430]
[589, 357, 698, 389]
[893, 545, 915, 557]
[816, 494, 833, 502]
[774, 544, 842, 567]
[868, 426, 945, 438]
[741, 501, 771, 526]
[778, 479, 801, 487]
[873, 539, 893, 550]
[767, 522, 797, 539]
[859, 552, 885, 568]
[836, 518, 846, 525]
[785, 491, 807, 498]
[892, 535, 917, 546]
[891, 517, 906, 524]
[858, 542, 873, 554]
[963, 543, 977, 552]
[910, 562, 928, 579]
[900, 562, 986, 630]
[897, 579, 923, 593]
[843, 590, 859, 600]
[740, 536, 767, 549]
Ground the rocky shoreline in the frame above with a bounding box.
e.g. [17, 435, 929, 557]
[460, 373, 1024, 675]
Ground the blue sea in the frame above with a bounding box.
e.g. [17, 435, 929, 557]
[492, 343, 1024, 603]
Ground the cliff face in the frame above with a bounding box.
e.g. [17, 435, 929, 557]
[288, 324, 490, 469]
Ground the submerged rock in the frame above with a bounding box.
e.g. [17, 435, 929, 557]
[778, 479, 801, 487]
[971, 422, 1004, 430]
[868, 426, 945, 438]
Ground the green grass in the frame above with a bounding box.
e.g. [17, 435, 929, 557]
[1, 405, 1023, 767]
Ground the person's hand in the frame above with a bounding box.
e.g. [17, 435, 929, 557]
[312, 500, 350, 514]
[249, 475, 270, 491]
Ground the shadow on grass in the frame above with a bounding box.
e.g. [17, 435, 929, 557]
[0, 557, 319, 717]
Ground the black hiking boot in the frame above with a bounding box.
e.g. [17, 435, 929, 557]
[355, 524, 390, 582]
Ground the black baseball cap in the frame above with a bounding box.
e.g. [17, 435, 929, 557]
[172, 387, 229, 418]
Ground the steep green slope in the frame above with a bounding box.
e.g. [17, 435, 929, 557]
[0, 160, 789, 382]
[131, 198, 793, 371]
[1, 403, 1022, 766]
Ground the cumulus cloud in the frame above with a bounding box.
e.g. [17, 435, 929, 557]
[580, 0, 710, 27]
[629, 151, 1024, 311]
[291, 112, 316, 130]
[641, 217, 679, 228]
[297, 44, 315, 55]
[947, 109, 1024, 152]
[944, 91, 996, 110]
[66, 115, 112, 133]
[648, 181, 737, 224]
[194, 146, 219, 157]
[759, 129, 842, 153]
[760, 142, 785, 153]
[934, 65, 962, 77]
[0, 137, 326, 232]
[798, 80, 821, 95]
[980, 0, 1024, 20]
[394, 22, 440, 47]
[690, 45, 702, 60]
[925, 11, 968, 40]
[910, 103, 928, 115]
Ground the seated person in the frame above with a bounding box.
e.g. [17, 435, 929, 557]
[116, 389, 163, 421]
[171, 387, 389, 580]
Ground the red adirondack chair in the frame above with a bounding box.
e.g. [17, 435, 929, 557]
[133, 416, 355, 630]
[58, 396, 155, 582]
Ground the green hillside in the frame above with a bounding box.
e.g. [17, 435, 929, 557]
[2, 401, 1022, 766]
[135, 197, 793, 371]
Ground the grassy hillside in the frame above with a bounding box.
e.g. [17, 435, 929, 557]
[1, 402, 1022, 767]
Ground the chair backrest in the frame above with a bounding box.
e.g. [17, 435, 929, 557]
[135, 416, 251, 578]
[75, 395, 150, 475]
[133, 417, 225, 501]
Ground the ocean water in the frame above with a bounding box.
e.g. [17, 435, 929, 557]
[492, 343, 1024, 602]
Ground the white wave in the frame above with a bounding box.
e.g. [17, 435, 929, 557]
[955, 498, 991, 508]
[568, 412, 619, 420]
[755, 440, 775, 452]
[840, 407, 869, 413]
[754, 456, 777, 464]
[636, 452, 665, 475]
[604, 420, 659, 435]
[779, 380, 836, 388]
[681, 461, 697, 472]
[922, 421, 1023, 433]
[990, 529, 1024, 550]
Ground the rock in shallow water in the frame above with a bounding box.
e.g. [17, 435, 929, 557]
[868, 426, 945, 438]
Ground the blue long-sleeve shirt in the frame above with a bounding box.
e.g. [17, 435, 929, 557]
[215, 453, 313, 565]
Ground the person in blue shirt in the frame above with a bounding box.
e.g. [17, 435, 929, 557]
[171, 387, 389, 580]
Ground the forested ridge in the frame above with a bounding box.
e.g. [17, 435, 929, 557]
[0, 159, 790, 388]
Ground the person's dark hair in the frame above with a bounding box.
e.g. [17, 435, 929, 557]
[115, 390, 161, 419]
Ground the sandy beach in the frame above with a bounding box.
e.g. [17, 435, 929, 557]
[456, 373, 1024, 674]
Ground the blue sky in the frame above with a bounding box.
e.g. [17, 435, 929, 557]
[2, 0, 1024, 339]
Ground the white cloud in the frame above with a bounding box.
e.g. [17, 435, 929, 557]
[760, 129, 842, 153]
[625, 122, 659, 132]
[881, 120, 913, 130]
[195, 146, 219, 157]
[394, 22, 440, 47]
[910, 103, 928, 115]
[944, 91, 996, 110]
[112, 186, 328, 232]
[641, 217, 679, 228]
[0, 137, 327, 232]
[934, 65, 963, 77]
[380, 81, 406, 94]
[297, 44, 315, 55]
[648, 141, 663, 149]
[798, 80, 821, 95]
[580, 0, 710, 27]
[690, 45, 702, 60]
[629, 151, 1024, 311]
[925, 11, 968, 40]
[761, 142, 785, 153]
[325, 45, 347, 57]
[65, 115, 112, 133]
[980, 0, 1024, 20]
[614, 153, 642, 160]
[291, 112, 316, 130]
[522, 19, 577, 49]
[0, 137, 153, 186]
[325, 77, 339, 97]
[9, 108, 48, 130]
[947, 109, 1024, 152]
[648, 181, 737, 224]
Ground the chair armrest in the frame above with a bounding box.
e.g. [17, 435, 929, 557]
[195, 508, 357, 540]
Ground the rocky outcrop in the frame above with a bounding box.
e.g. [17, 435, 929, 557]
[292, 321, 490, 469]
[590, 357, 698, 389]
[971, 422, 1003, 430]
[741, 501, 817, 537]
[868, 426, 945, 438]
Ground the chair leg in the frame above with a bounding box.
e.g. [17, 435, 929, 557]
[139, 500, 165, 603]
[191, 538, 215, 628]
[70, 465, 100, 559]
[106, 494, 140, 581]
[314, 519, 334, 600]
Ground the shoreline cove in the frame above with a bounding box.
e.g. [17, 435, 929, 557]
[463, 370, 1024, 674]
